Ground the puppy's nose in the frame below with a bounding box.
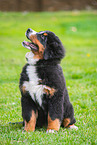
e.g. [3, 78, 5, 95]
[26, 28, 33, 39]
[27, 28, 33, 34]
[26, 28, 37, 39]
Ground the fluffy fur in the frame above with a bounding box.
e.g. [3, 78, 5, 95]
[19, 28, 78, 132]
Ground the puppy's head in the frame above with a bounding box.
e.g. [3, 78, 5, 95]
[22, 28, 65, 61]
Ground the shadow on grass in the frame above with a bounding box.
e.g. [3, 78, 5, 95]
[0, 122, 47, 133]
[0, 123, 23, 132]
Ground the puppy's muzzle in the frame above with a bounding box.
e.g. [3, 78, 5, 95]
[26, 28, 37, 40]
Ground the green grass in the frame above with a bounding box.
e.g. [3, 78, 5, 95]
[0, 11, 97, 145]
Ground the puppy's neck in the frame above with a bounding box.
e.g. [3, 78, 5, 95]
[25, 51, 39, 65]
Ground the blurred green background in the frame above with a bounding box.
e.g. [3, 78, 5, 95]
[0, 11, 97, 144]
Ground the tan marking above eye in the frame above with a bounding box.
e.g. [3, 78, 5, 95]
[43, 33, 48, 36]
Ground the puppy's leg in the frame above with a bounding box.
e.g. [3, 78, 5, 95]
[24, 110, 38, 132]
[62, 88, 78, 130]
[62, 103, 78, 129]
[47, 113, 61, 133]
[21, 93, 38, 132]
[63, 118, 78, 129]
[47, 93, 64, 133]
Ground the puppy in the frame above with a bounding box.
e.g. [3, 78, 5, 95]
[19, 28, 78, 132]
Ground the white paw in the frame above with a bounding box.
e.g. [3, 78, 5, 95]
[46, 129, 56, 133]
[69, 125, 78, 130]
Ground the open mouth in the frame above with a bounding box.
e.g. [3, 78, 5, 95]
[22, 41, 39, 51]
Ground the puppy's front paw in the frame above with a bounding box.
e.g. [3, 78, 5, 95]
[46, 129, 56, 133]
[68, 125, 78, 130]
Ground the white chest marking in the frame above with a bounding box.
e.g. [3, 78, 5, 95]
[23, 65, 45, 106]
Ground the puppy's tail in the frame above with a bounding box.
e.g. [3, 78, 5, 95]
[8, 121, 24, 126]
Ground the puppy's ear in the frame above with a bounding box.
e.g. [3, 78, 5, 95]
[43, 37, 65, 60]
[43, 46, 52, 60]
[43, 49, 49, 60]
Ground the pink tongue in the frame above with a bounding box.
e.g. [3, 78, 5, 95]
[24, 41, 29, 45]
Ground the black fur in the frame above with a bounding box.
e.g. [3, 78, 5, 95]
[43, 31, 65, 60]
[19, 30, 76, 130]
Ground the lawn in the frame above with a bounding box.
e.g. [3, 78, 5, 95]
[0, 11, 97, 145]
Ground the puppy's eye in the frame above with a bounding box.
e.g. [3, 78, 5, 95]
[41, 35, 45, 39]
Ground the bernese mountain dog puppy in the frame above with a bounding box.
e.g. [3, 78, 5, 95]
[19, 28, 78, 133]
